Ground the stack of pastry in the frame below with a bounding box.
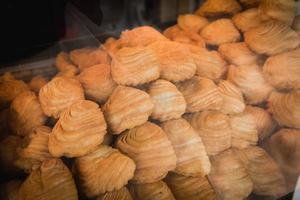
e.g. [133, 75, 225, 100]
[0, 0, 300, 199]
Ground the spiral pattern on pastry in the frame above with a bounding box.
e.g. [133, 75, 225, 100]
[77, 64, 117, 103]
[148, 41, 196, 82]
[227, 64, 273, 105]
[165, 172, 217, 200]
[268, 90, 300, 129]
[15, 126, 52, 172]
[161, 118, 211, 177]
[129, 181, 175, 200]
[200, 19, 240, 46]
[103, 86, 154, 134]
[195, 0, 241, 17]
[232, 8, 263, 32]
[116, 122, 177, 184]
[17, 159, 78, 200]
[49, 100, 107, 157]
[148, 79, 186, 121]
[10, 91, 47, 136]
[186, 111, 231, 155]
[188, 46, 227, 81]
[244, 106, 277, 142]
[39, 77, 85, 118]
[209, 149, 253, 200]
[244, 21, 300, 55]
[263, 48, 300, 91]
[177, 14, 209, 33]
[111, 46, 160, 86]
[218, 80, 245, 115]
[75, 145, 135, 198]
[176, 76, 223, 113]
[96, 187, 133, 200]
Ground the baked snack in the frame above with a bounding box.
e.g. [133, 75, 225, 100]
[244, 106, 277, 141]
[49, 100, 107, 157]
[165, 173, 217, 200]
[96, 187, 133, 200]
[263, 48, 300, 90]
[230, 112, 258, 149]
[209, 149, 253, 200]
[111, 46, 160, 86]
[148, 79, 186, 121]
[227, 64, 273, 105]
[129, 181, 175, 200]
[176, 76, 223, 113]
[200, 19, 241, 46]
[148, 41, 196, 82]
[177, 14, 209, 32]
[10, 91, 47, 136]
[56, 52, 78, 74]
[39, 77, 85, 118]
[232, 8, 263, 32]
[218, 80, 245, 115]
[161, 118, 211, 177]
[195, 0, 241, 17]
[70, 47, 110, 70]
[103, 86, 154, 134]
[15, 126, 52, 172]
[75, 145, 135, 197]
[29, 75, 48, 93]
[244, 21, 300, 55]
[116, 122, 176, 184]
[268, 90, 300, 129]
[218, 42, 259, 65]
[77, 64, 117, 103]
[185, 111, 231, 155]
[17, 159, 78, 200]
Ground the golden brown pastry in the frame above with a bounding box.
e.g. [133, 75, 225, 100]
[147, 79, 186, 121]
[49, 100, 107, 157]
[96, 187, 133, 200]
[55, 69, 77, 78]
[185, 111, 231, 155]
[259, 0, 296, 25]
[0, 73, 29, 105]
[188, 46, 227, 81]
[230, 112, 258, 149]
[232, 8, 263, 32]
[9, 91, 47, 136]
[0, 136, 22, 175]
[29, 75, 48, 93]
[209, 149, 253, 200]
[0, 180, 22, 200]
[177, 14, 209, 32]
[218, 80, 245, 115]
[103, 86, 154, 134]
[55, 52, 78, 74]
[263, 48, 300, 90]
[116, 122, 176, 184]
[77, 64, 117, 103]
[75, 145, 135, 198]
[70, 47, 110, 70]
[14, 126, 52, 172]
[148, 41, 196, 82]
[244, 106, 277, 141]
[200, 19, 241, 46]
[227, 64, 273, 105]
[129, 181, 175, 200]
[118, 26, 167, 47]
[239, 0, 260, 7]
[244, 21, 300, 55]
[234, 146, 286, 197]
[268, 90, 300, 129]
[103, 37, 118, 53]
[165, 173, 217, 200]
[264, 129, 300, 192]
[218, 42, 259, 65]
[161, 118, 211, 177]
[176, 76, 223, 113]
[111, 46, 160, 86]
[39, 77, 85, 118]
[195, 0, 241, 17]
[17, 159, 78, 200]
